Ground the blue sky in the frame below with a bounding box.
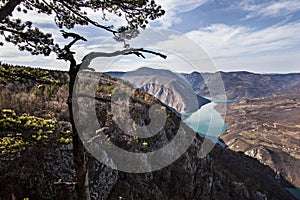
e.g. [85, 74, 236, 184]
[0, 0, 300, 73]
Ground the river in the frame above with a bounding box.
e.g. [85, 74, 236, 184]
[183, 102, 227, 147]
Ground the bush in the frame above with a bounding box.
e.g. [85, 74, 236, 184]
[0, 109, 71, 153]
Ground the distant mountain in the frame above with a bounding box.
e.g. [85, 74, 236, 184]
[183, 71, 300, 99]
[105, 71, 125, 78]
[108, 68, 210, 115]
[108, 70, 300, 100]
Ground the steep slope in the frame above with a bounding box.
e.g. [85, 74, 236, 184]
[110, 67, 210, 115]
[0, 65, 295, 199]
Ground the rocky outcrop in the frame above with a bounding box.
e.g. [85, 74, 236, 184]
[0, 136, 295, 200]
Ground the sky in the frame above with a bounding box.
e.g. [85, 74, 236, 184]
[0, 0, 300, 73]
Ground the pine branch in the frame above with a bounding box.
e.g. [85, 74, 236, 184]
[0, 0, 24, 22]
[59, 0, 117, 34]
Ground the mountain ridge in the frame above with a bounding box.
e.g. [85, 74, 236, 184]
[107, 70, 300, 100]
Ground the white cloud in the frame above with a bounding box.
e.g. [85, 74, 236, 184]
[152, 0, 211, 28]
[186, 22, 300, 57]
[240, 0, 300, 19]
[2, 21, 300, 73]
[0, 42, 68, 70]
[186, 22, 300, 71]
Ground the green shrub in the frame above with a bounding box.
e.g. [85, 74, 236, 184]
[0, 109, 72, 153]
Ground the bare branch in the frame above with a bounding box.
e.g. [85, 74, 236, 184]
[60, 30, 87, 48]
[80, 48, 167, 68]
[57, 31, 87, 63]
[86, 127, 109, 144]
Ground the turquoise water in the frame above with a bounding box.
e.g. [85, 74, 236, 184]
[286, 187, 300, 200]
[183, 102, 227, 147]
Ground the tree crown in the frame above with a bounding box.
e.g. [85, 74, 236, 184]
[0, 0, 165, 56]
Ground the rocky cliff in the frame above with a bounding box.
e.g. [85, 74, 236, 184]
[117, 67, 210, 115]
[1, 135, 295, 200]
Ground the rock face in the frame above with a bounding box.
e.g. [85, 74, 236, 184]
[0, 72, 296, 200]
[121, 67, 210, 115]
[0, 144, 75, 200]
[0, 138, 295, 200]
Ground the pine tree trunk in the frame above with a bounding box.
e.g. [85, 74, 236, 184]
[68, 64, 90, 200]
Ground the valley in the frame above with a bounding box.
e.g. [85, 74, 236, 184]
[0, 64, 299, 199]
[222, 89, 300, 187]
